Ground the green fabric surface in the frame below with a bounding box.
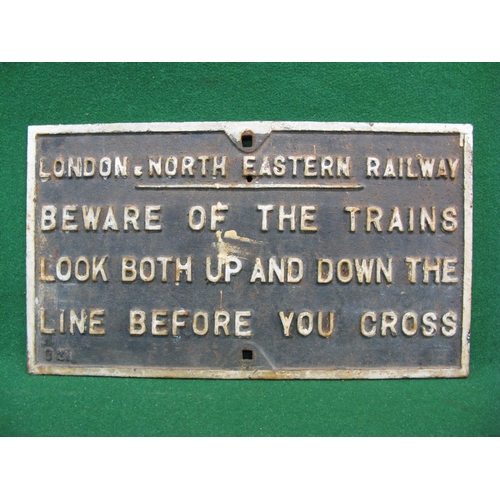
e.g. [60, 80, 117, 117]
[0, 62, 498, 436]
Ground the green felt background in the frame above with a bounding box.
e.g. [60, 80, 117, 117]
[0, 63, 498, 436]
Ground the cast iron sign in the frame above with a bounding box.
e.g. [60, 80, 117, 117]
[27, 122, 473, 379]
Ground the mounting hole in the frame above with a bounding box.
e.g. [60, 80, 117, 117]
[246, 175, 253, 182]
[241, 348, 254, 360]
[241, 130, 255, 149]
[242, 134, 253, 148]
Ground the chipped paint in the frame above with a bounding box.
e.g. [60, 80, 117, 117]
[224, 230, 261, 244]
[216, 229, 262, 260]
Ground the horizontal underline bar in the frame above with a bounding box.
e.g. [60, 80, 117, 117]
[136, 183, 364, 190]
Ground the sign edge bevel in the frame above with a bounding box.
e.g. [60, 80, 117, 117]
[461, 127, 473, 376]
[26, 127, 37, 374]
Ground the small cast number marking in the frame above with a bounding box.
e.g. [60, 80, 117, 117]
[44, 348, 72, 362]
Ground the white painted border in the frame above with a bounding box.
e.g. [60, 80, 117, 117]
[461, 127, 473, 376]
[27, 365, 467, 379]
[26, 126, 37, 374]
[26, 121, 473, 379]
[28, 121, 473, 137]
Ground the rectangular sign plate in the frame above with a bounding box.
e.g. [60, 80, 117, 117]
[27, 121, 472, 379]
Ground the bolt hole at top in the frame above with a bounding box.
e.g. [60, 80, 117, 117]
[242, 134, 253, 148]
[246, 175, 253, 182]
[242, 348, 254, 360]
